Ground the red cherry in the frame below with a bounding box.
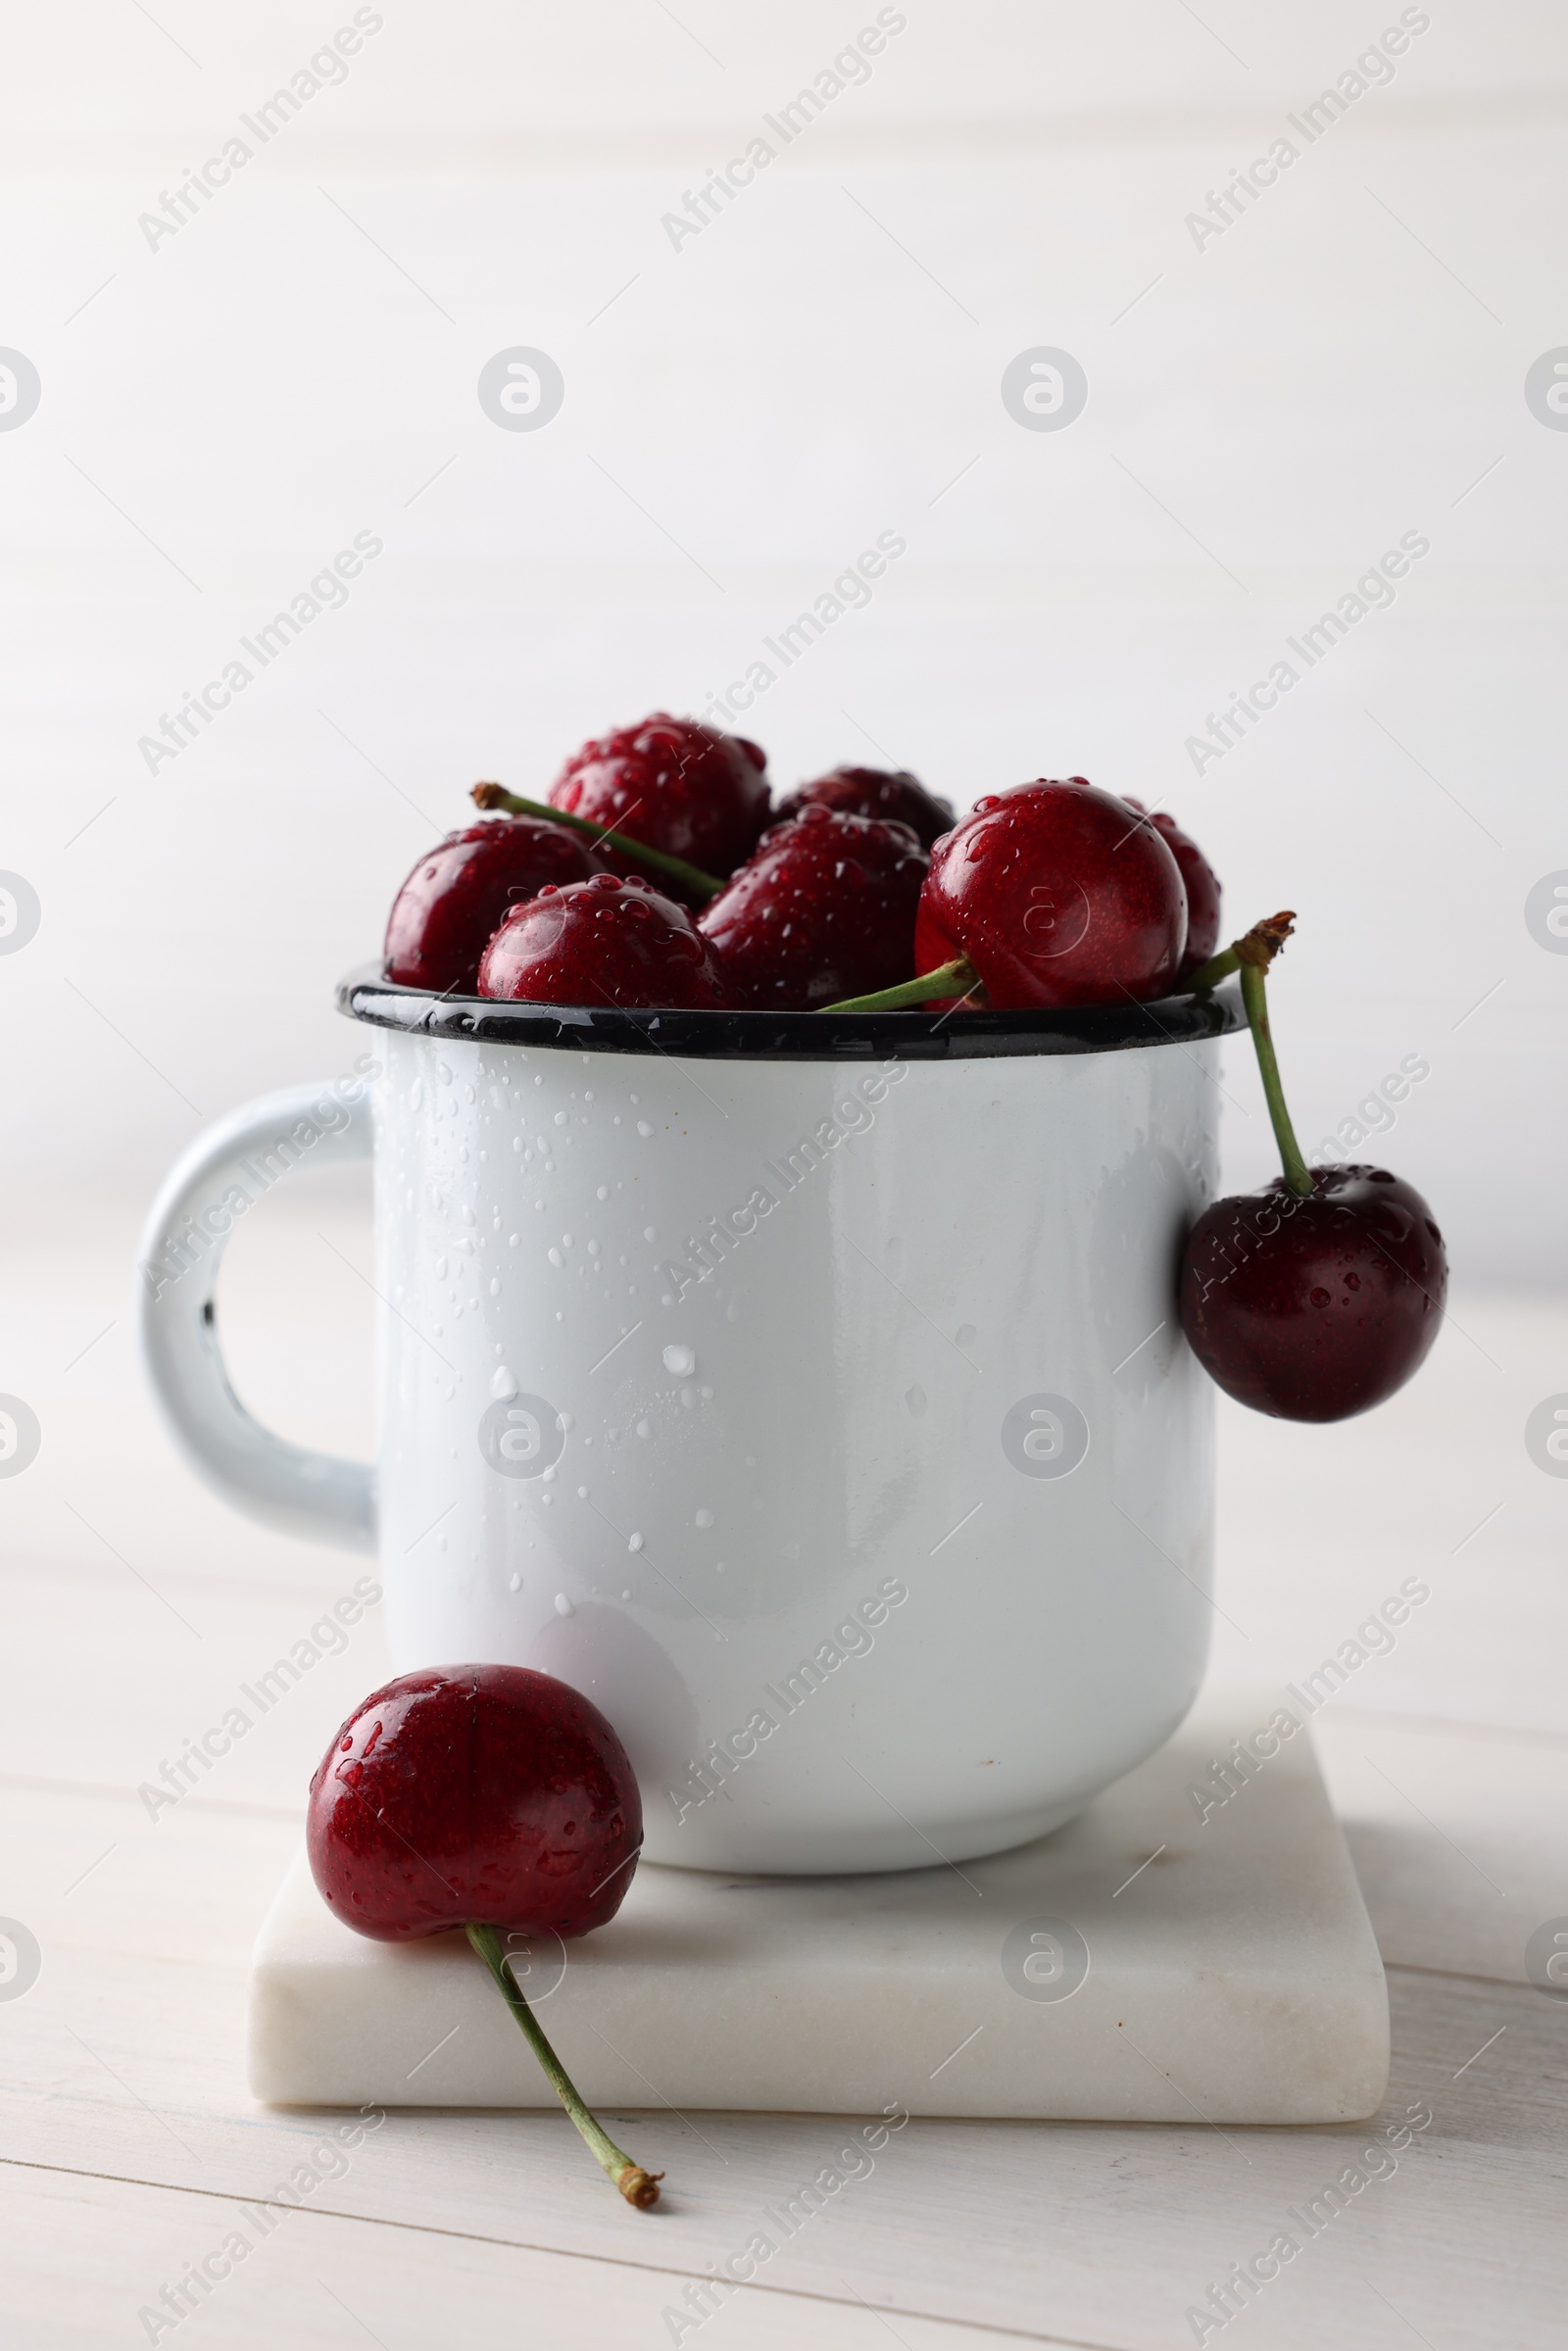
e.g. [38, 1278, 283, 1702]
[385, 819, 596, 994]
[309, 1664, 662, 2205]
[1180, 1166, 1446, 1420]
[698, 807, 928, 1008]
[549, 713, 771, 897]
[772, 764, 955, 849]
[1122, 801, 1221, 985]
[306, 1664, 642, 1942]
[913, 780, 1187, 1009]
[477, 872, 729, 1009]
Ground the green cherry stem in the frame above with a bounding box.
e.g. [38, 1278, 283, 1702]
[471, 781, 725, 904]
[1235, 941, 1314, 1201]
[465, 1923, 662, 2209]
[1184, 943, 1241, 992]
[819, 956, 977, 1013]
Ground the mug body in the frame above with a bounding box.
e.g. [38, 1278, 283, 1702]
[353, 984, 1231, 1873]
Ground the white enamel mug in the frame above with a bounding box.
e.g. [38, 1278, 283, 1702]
[137, 973, 1239, 1873]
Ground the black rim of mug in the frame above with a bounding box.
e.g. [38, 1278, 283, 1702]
[338, 964, 1244, 1062]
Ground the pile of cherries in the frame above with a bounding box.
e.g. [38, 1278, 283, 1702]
[384, 710, 1220, 1015]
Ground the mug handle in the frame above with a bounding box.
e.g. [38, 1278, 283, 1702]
[135, 1080, 377, 1554]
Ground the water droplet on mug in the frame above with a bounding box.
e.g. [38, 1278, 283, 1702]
[906, 1385, 928, 1417]
[628, 1531, 644, 1551]
[509, 1570, 521, 1592]
[491, 1365, 517, 1399]
[695, 1508, 713, 1528]
[635, 1419, 652, 1440]
[554, 1592, 574, 1617]
[637, 1121, 654, 1138]
[680, 1385, 697, 1409]
[663, 1344, 697, 1376]
[437, 1061, 453, 1086]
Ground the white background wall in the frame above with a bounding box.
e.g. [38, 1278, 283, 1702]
[3, 0, 1566, 1282]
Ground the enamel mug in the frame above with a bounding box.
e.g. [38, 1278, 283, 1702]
[137, 972, 1240, 1873]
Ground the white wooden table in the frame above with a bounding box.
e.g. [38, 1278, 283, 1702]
[3, 1178, 1564, 2347]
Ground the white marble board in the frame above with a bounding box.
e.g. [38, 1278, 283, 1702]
[249, 1686, 1387, 2123]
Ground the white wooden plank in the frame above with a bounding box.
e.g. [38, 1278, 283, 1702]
[1205, 1290, 1568, 1737]
[1312, 1712, 1568, 1986]
[0, 1175, 377, 1592]
[0, 2167, 1018, 2351]
[0, 1552, 395, 1821]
